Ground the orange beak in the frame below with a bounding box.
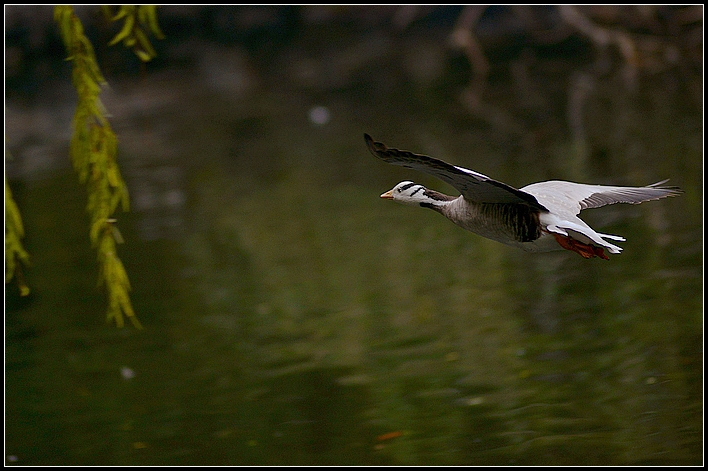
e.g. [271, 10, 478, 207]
[380, 190, 394, 200]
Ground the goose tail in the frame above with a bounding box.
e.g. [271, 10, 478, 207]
[543, 215, 625, 259]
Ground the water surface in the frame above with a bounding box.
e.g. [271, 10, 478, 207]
[5, 6, 702, 465]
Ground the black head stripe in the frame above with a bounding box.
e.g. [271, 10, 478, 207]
[410, 186, 424, 197]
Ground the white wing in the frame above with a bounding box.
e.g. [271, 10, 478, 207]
[521, 180, 681, 218]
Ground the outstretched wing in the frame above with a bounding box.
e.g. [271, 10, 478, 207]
[521, 180, 682, 218]
[365, 134, 545, 209]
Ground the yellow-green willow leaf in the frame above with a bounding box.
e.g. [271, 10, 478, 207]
[86, 56, 102, 78]
[100, 5, 113, 21]
[71, 11, 85, 35]
[135, 49, 153, 62]
[5, 251, 15, 280]
[121, 297, 142, 329]
[122, 185, 130, 212]
[111, 5, 134, 21]
[128, 316, 142, 329]
[110, 223, 125, 245]
[140, 5, 165, 39]
[8, 210, 24, 239]
[57, 12, 72, 46]
[114, 287, 130, 310]
[134, 27, 156, 59]
[137, 5, 149, 27]
[108, 12, 135, 46]
[89, 122, 101, 145]
[108, 287, 142, 329]
[124, 35, 137, 48]
[6, 186, 25, 238]
[55, 6, 72, 46]
[5, 203, 21, 237]
[5, 177, 30, 289]
[98, 231, 116, 259]
[6, 244, 29, 279]
[113, 258, 131, 290]
[107, 297, 124, 328]
[109, 190, 125, 214]
[54, 5, 71, 23]
[97, 200, 111, 223]
[94, 99, 110, 124]
[16, 242, 29, 262]
[100, 256, 113, 284]
[81, 74, 102, 95]
[89, 218, 105, 246]
[106, 164, 121, 188]
[108, 186, 123, 213]
[84, 75, 102, 94]
[104, 134, 117, 157]
[18, 282, 31, 297]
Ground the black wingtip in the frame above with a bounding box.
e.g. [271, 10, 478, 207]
[364, 133, 382, 155]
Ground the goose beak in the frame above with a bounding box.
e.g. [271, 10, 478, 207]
[380, 190, 394, 199]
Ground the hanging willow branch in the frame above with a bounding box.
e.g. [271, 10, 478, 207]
[54, 5, 141, 328]
[5, 175, 31, 297]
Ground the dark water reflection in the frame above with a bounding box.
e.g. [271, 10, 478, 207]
[5, 6, 702, 465]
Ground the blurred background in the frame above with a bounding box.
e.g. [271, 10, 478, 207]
[4, 5, 702, 465]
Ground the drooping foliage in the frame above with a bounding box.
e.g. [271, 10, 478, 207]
[5, 175, 30, 297]
[50, 5, 164, 327]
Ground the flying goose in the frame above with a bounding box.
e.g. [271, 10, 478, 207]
[365, 134, 681, 260]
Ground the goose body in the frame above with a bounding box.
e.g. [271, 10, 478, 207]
[365, 134, 681, 259]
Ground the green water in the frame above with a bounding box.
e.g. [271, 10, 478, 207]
[5, 11, 702, 465]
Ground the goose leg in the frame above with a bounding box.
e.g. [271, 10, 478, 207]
[551, 232, 609, 260]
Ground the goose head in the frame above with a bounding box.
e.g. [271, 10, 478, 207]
[380, 181, 456, 208]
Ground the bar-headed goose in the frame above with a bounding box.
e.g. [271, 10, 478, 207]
[365, 134, 681, 260]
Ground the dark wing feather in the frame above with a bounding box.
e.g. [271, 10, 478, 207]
[365, 134, 546, 209]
